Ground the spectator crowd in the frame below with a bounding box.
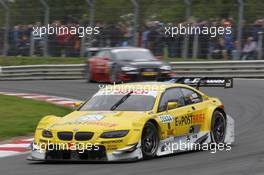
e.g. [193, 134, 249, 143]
[0, 17, 263, 60]
[141, 18, 263, 60]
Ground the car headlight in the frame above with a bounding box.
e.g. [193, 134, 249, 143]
[42, 130, 53, 138]
[100, 130, 129, 138]
[121, 66, 137, 72]
[160, 65, 172, 71]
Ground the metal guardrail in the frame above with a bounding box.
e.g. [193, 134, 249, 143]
[0, 64, 85, 80]
[0, 60, 264, 80]
[170, 60, 264, 78]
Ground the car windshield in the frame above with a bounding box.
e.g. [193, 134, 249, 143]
[113, 50, 156, 61]
[79, 94, 156, 111]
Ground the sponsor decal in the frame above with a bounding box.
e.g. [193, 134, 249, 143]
[175, 114, 192, 126]
[113, 89, 149, 95]
[82, 121, 117, 127]
[175, 113, 205, 126]
[159, 115, 174, 123]
[184, 78, 225, 84]
[48, 114, 118, 128]
[96, 88, 158, 97]
[106, 145, 118, 150]
[101, 140, 123, 144]
[182, 77, 233, 88]
[50, 121, 117, 128]
[192, 114, 205, 124]
[76, 114, 105, 122]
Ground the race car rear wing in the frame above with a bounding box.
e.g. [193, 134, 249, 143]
[169, 77, 233, 89]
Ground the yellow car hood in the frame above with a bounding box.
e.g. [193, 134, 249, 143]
[47, 111, 148, 133]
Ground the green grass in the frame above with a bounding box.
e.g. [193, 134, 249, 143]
[0, 94, 72, 140]
[0, 56, 86, 66]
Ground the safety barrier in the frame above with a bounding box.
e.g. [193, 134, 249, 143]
[1, 60, 264, 80]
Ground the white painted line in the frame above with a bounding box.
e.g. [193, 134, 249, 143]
[23, 138, 34, 142]
[28, 95, 53, 99]
[3, 93, 34, 96]
[21, 96, 40, 99]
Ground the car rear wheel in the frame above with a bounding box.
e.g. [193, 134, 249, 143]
[141, 122, 159, 159]
[211, 110, 226, 144]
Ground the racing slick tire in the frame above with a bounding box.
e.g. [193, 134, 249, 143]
[210, 110, 227, 144]
[141, 122, 159, 159]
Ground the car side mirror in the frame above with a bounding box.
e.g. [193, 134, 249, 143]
[74, 101, 82, 108]
[166, 101, 177, 111]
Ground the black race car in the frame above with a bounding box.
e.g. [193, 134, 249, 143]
[86, 47, 174, 82]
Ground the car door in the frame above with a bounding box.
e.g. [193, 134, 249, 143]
[157, 87, 191, 138]
[179, 87, 207, 135]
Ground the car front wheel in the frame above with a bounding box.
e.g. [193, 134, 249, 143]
[141, 122, 159, 159]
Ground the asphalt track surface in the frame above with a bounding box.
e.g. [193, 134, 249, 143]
[0, 79, 264, 175]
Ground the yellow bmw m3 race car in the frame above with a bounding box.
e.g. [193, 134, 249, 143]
[28, 77, 235, 161]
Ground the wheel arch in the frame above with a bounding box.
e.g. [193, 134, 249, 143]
[214, 107, 227, 118]
[206, 105, 227, 131]
[37, 115, 60, 128]
[146, 119, 161, 139]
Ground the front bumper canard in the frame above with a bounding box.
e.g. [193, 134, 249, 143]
[27, 142, 142, 162]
